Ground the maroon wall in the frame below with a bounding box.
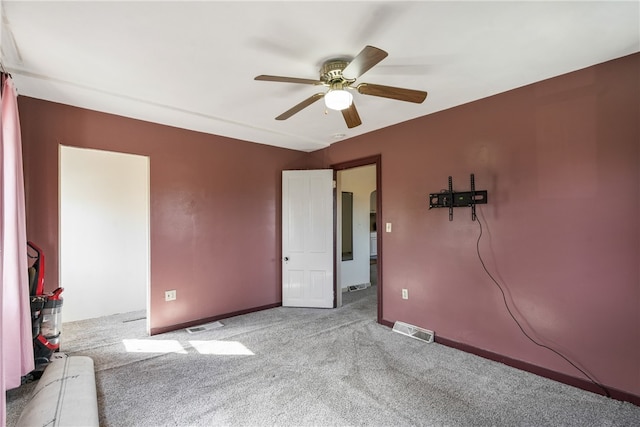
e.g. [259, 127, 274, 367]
[318, 53, 639, 397]
[19, 99, 310, 333]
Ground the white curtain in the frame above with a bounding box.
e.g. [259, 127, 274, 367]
[0, 74, 34, 426]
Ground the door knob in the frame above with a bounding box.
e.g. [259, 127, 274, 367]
[283, 256, 289, 262]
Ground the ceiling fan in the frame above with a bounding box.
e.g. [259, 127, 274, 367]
[255, 45, 428, 129]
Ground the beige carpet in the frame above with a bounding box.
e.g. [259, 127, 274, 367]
[7, 286, 640, 426]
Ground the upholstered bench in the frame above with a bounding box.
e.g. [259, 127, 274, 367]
[16, 356, 99, 427]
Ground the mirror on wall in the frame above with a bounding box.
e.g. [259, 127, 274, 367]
[341, 192, 353, 261]
[370, 190, 377, 232]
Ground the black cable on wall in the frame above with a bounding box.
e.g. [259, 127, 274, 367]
[475, 211, 611, 398]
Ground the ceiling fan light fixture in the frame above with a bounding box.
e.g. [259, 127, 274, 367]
[255, 46, 426, 128]
[324, 89, 352, 111]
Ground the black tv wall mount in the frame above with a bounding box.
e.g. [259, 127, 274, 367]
[429, 174, 488, 221]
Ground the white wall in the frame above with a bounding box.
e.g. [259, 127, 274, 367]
[60, 146, 149, 323]
[339, 164, 376, 290]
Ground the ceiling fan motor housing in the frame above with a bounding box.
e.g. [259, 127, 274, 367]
[320, 60, 351, 84]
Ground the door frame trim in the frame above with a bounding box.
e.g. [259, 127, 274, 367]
[331, 155, 382, 324]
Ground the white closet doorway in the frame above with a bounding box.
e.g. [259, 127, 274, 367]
[60, 146, 149, 330]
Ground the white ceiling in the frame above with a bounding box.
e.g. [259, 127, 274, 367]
[1, 1, 638, 152]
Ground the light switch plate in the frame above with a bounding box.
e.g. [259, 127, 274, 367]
[386, 222, 392, 232]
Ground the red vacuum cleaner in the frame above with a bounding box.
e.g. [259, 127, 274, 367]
[27, 241, 64, 377]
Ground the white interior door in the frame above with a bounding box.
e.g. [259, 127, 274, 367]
[282, 170, 334, 308]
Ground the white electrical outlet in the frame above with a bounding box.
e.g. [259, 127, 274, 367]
[165, 290, 177, 301]
[386, 222, 392, 233]
[402, 289, 408, 300]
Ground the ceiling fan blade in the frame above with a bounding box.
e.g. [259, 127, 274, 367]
[275, 93, 325, 120]
[341, 102, 362, 129]
[357, 83, 427, 103]
[255, 75, 323, 85]
[342, 46, 388, 80]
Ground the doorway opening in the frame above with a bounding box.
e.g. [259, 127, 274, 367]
[333, 155, 382, 323]
[60, 146, 150, 333]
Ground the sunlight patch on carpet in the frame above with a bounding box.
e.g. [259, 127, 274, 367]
[122, 339, 188, 354]
[189, 340, 254, 356]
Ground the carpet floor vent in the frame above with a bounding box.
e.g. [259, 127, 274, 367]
[392, 321, 434, 343]
[123, 316, 145, 323]
[186, 321, 224, 334]
[347, 283, 370, 292]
